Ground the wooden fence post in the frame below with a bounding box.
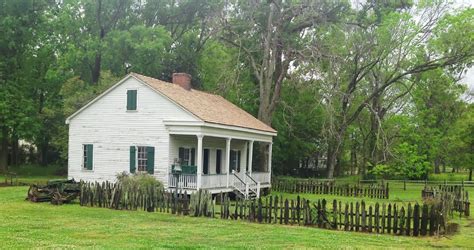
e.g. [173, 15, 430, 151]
[413, 203, 420, 236]
[375, 203, 380, 233]
[406, 203, 412, 236]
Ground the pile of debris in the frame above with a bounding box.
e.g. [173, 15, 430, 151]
[26, 179, 80, 205]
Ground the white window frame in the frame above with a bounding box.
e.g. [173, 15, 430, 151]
[82, 144, 94, 171]
[230, 149, 240, 172]
[136, 146, 148, 172]
[82, 144, 88, 170]
[180, 147, 192, 166]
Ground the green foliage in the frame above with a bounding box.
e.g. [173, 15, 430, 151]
[116, 172, 164, 193]
[0, 0, 473, 179]
[445, 104, 474, 172]
[272, 79, 324, 176]
[198, 40, 258, 114]
[370, 164, 392, 179]
[103, 25, 172, 77]
[393, 142, 431, 180]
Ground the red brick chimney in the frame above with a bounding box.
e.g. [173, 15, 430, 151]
[172, 73, 192, 90]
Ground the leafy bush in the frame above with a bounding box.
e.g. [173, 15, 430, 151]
[116, 172, 164, 193]
[394, 143, 431, 180]
[368, 143, 431, 180]
[369, 164, 393, 179]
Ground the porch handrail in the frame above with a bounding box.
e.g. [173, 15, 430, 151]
[245, 172, 260, 198]
[232, 171, 247, 198]
[246, 172, 257, 185]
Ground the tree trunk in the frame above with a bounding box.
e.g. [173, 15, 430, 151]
[434, 158, 441, 174]
[38, 142, 49, 166]
[326, 145, 336, 179]
[91, 53, 102, 84]
[257, 110, 273, 173]
[0, 127, 8, 172]
[469, 169, 472, 181]
[350, 142, 357, 175]
[326, 139, 343, 179]
[11, 136, 19, 166]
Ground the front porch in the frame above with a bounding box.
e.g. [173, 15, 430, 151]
[165, 123, 274, 198]
[168, 172, 271, 194]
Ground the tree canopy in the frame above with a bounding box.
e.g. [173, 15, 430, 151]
[0, 0, 473, 180]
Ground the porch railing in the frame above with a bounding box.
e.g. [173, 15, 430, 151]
[201, 174, 228, 189]
[251, 172, 271, 184]
[245, 172, 260, 198]
[168, 174, 197, 189]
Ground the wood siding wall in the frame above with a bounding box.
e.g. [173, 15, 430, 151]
[68, 78, 198, 183]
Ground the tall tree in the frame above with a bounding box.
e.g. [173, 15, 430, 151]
[0, 0, 54, 170]
[316, 2, 473, 178]
[221, 0, 346, 170]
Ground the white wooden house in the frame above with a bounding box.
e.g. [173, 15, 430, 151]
[66, 73, 276, 198]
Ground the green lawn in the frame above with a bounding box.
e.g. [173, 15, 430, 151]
[1, 186, 474, 249]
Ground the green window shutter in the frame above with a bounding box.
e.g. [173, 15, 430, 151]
[146, 147, 155, 174]
[86, 144, 93, 170]
[237, 151, 241, 172]
[178, 147, 184, 164]
[190, 148, 195, 166]
[130, 146, 136, 173]
[127, 90, 137, 110]
[230, 150, 236, 171]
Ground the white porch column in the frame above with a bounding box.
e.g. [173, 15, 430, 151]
[268, 142, 273, 183]
[248, 140, 254, 176]
[196, 134, 204, 190]
[225, 137, 231, 187]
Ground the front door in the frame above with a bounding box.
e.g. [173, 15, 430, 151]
[203, 149, 209, 174]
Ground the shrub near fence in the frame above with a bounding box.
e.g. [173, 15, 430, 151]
[272, 179, 389, 199]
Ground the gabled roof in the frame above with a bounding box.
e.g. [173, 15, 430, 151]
[66, 73, 276, 134]
[131, 73, 276, 134]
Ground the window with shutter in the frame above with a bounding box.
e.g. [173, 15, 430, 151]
[190, 148, 195, 165]
[230, 150, 241, 172]
[127, 90, 137, 110]
[137, 146, 148, 171]
[203, 149, 209, 174]
[130, 146, 136, 173]
[230, 150, 236, 172]
[146, 147, 155, 174]
[83, 144, 93, 170]
[130, 146, 154, 174]
[178, 147, 196, 166]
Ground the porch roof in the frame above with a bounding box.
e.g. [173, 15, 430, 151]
[164, 121, 274, 142]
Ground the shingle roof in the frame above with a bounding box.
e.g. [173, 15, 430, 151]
[131, 73, 277, 134]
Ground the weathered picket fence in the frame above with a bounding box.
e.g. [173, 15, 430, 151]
[422, 186, 470, 217]
[272, 178, 389, 199]
[219, 195, 448, 237]
[79, 181, 213, 217]
[79, 182, 451, 237]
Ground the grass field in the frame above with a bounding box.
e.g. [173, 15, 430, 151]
[1, 166, 473, 248]
[1, 185, 474, 249]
